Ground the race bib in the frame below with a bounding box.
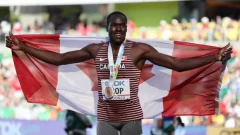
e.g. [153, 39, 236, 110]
[101, 79, 130, 100]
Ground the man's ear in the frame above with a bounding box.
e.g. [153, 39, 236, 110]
[106, 26, 108, 32]
[106, 23, 109, 32]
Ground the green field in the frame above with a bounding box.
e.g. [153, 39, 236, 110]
[115, 1, 179, 27]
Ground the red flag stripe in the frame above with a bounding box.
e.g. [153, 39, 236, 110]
[12, 34, 60, 105]
[16, 34, 59, 39]
[162, 41, 222, 117]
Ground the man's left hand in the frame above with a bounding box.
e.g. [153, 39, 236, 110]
[216, 43, 232, 64]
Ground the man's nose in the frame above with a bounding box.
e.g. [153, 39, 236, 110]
[116, 25, 121, 31]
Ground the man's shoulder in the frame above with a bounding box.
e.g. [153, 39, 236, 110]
[87, 42, 104, 47]
[131, 41, 152, 50]
[86, 42, 104, 50]
[84, 43, 105, 58]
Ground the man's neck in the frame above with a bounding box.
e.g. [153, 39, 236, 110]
[109, 41, 124, 55]
[110, 41, 123, 50]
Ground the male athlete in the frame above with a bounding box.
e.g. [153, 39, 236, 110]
[6, 11, 232, 135]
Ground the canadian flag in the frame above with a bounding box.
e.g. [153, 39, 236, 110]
[122, 56, 127, 61]
[11, 34, 225, 118]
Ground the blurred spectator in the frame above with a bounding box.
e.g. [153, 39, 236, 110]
[172, 117, 185, 135]
[76, 20, 89, 36]
[173, 117, 185, 128]
[65, 110, 92, 135]
[225, 113, 238, 128]
[12, 21, 22, 34]
[158, 20, 172, 40]
[1, 15, 240, 42]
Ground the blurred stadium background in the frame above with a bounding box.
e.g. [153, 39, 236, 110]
[0, 0, 240, 135]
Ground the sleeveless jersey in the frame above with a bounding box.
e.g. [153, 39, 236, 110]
[95, 41, 143, 122]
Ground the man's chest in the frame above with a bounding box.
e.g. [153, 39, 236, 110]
[97, 55, 129, 70]
[93, 43, 145, 70]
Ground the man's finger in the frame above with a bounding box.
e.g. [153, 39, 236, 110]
[224, 46, 230, 51]
[6, 41, 11, 44]
[222, 57, 227, 64]
[9, 32, 19, 43]
[226, 48, 232, 52]
[6, 39, 12, 42]
[6, 42, 12, 46]
[6, 37, 13, 41]
[226, 50, 233, 54]
[224, 43, 230, 48]
[6, 41, 13, 45]
[225, 55, 231, 60]
[226, 49, 232, 53]
[224, 56, 230, 61]
[6, 43, 12, 48]
[222, 55, 231, 63]
[6, 36, 11, 41]
[222, 50, 232, 56]
[222, 44, 230, 51]
[6, 38, 13, 42]
[222, 48, 232, 55]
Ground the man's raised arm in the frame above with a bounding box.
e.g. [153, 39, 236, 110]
[6, 33, 93, 66]
[142, 43, 232, 72]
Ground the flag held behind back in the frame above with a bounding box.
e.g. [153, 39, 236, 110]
[11, 34, 225, 118]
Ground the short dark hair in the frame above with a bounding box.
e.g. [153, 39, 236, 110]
[106, 11, 127, 27]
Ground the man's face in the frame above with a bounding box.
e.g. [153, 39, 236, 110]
[107, 15, 127, 45]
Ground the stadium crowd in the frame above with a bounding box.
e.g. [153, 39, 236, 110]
[0, 15, 240, 41]
[0, 15, 240, 128]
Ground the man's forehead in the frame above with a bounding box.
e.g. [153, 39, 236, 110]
[110, 15, 127, 23]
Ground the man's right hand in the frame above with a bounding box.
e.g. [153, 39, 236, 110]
[5, 32, 97, 66]
[6, 32, 22, 50]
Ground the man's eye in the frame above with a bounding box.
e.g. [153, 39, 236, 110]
[111, 24, 127, 28]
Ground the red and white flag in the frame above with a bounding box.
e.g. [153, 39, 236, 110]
[11, 34, 225, 118]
